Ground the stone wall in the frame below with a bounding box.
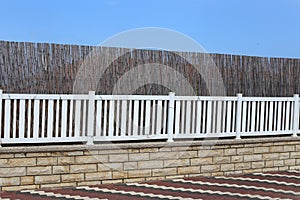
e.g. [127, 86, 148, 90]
[0, 137, 300, 191]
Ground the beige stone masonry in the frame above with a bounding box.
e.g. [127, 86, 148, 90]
[0, 136, 299, 191]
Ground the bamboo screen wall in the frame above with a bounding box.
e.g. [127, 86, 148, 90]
[0, 40, 299, 96]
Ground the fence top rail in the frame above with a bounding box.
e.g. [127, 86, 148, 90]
[0, 92, 298, 102]
[2, 94, 89, 100]
[95, 95, 170, 101]
[242, 97, 294, 102]
[175, 96, 237, 101]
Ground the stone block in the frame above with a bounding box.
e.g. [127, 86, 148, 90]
[98, 163, 123, 171]
[113, 171, 128, 179]
[2, 185, 38, 191]
[237, 148, 253, 155]
[109, 154, 128, 162]
[76, 155, 109, 164]
[150, 152, 179, 160]
[61, 173, 84, 182]
[213, 156, 231, 164]
[0, 177, 20, 186]
[85, 172, 112, 181]
[224, 149, 237, 156]
[201, 165, 220, 173]
[243, 155, 262, 162]
[138, 160, 163, 169]
[251, 161, 265, 169]
[283, 145, 295, 152]
[164, 159, 190, 167]
[128, 170, 152, 178]
[35, 175, 60, 184]
[290, 152, 300, 159]
[152, 168, 177, 176]
[58, 157, 75, 165]
[178, 166, 200, 174]
[53, 165, 70, 174]
[21, 176, 34, 185]
[70, 164, 97, 173]
[124, 162, 138, 170]
[37, 157, 57, 166]
[40, 182, 76, 189]
[27, 166, 52, 175]
[273, 160, 284, 167]
[253, 147, 269, 154]
[235, 162, 251, 170]
[129, 153, 149, 161]
[220, 164, 235, 171]
[0, 167, 26, 177]
[231, 155, 243, 163]
[263, 153, 280, 160]
[269, 146, 284, 153]
[191, 157, 213, 165]
[7, 158, 36, 167]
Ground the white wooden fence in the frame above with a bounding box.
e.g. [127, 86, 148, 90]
[0, 90, 299, 145]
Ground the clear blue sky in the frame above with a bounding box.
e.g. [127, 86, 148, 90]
[0, 0, 299, 58]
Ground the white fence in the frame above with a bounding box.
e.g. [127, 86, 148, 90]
[0, 90, 299, 145]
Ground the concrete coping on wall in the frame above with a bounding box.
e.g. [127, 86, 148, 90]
[0, 136, 299, 154]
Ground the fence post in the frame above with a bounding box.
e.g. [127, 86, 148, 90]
[0, 90, 2, 147]
[235, 93, 243, 139]
[87, 91, 95, 145]
[167, 92, 175, 142]
[293, 94, 299, 137]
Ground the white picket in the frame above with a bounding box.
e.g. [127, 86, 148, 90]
[121, 100, 127, 136]
[55, 100, 60, 138]
[250, 101, 256, 132]
[41, 100, 46, 138]
[145, 100, 151, 135]
[69, 100, 74, 137]
[75, 100, 81, 137]
[12, 100, 17, 138]
[19, 100, 25, 139]
[269, 102, 274, 131]
[27, 100, 32, 138]
[185, 101, 191, 134]
[196, 101, 202, 134]
[156, 101, 163, 135]
[260, 102, 265, 132]
[277, 102, 282, 131]
[226, 101, 232, 133]
[206, 101, 212, 134]
[108, 100, 114, 137]
[33, 100, 40, 139]
[216, 101, 222, 133]
[133, 100, 139, 135]
[47, 100, 54, 138]
[61, 100, 68, 138]
[95, 100, 102, 136]
[285, 102, 290, 130]
[4, 100, 11, 139]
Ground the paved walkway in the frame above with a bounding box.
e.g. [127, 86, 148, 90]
[0, 171, 299, 200]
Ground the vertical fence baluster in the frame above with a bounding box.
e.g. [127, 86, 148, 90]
[167, 92, 175, 142]
[19, 100, 25, 140]
[236, 93, 242, 139]
[12, 100, 17, 139]
[33, 100, 40, 139]
[226, 101, 232, 133]
[293, 94, 299, 137]
[196, 100, 202, 134]
[121, 100, 127, 137]
[4, 99, 11, 140]
[156, 100, 163, 135]
[47, 100, 54, 138]
[133, 100, 139, 136]
[87, 91, 95, 145]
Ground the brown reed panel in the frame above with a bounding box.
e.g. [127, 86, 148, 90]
[0, 40, 300, 97]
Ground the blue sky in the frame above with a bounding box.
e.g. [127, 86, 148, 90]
[0, 0, 299, 58]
